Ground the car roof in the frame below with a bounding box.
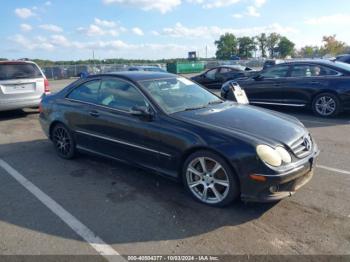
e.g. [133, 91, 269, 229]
[218, 65, 245, 68]
[88, 71, 177, 81]
[129, 65, 160, 69]
[278, 59, 338, 66]
[212, 65, 246, 70]
[0, 60, 36, 65]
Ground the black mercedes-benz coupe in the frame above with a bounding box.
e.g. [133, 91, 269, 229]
[221, 60, 350, 117]
[40, 72, 319, 207]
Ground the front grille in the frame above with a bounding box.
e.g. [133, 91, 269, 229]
[290, 134, 313, 158]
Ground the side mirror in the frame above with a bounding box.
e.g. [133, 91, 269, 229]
[253, 74, 264, 81]
[131, 106, 154, 120]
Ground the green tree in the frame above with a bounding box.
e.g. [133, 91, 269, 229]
[266, 33, 281, 58]
[214, 33, 238, 60]
[256, 33, 268, 58]
[277, 36, 295, 58]
[322, 35, 346, 55]
[299, 46, 321, 58]
[237, 37, 256, 58]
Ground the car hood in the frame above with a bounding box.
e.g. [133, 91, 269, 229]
[171, 102, 306, 147]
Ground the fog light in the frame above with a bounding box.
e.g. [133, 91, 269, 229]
[269, 185, 279, 193]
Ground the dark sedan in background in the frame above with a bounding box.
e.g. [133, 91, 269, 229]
[335, 54, 350, 64]
[191, 65, 256, 89]
[221, 60, 350, 117]
[40, 72, 318, 207]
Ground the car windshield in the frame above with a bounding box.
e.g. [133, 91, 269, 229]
[333, 61, 350, 72]
[0, 63, 42, 80]
[139, 77, 223, 114]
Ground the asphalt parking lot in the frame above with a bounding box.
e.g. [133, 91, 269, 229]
[0, 79, 350, 260]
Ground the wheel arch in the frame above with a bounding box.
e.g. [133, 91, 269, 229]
[311, 89, 340, 102]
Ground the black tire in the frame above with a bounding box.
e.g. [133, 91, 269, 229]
[182, 150, 240, 207]
[312, 93, 340, 118]
[51, 123, 76, 159]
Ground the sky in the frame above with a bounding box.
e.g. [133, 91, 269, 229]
[1, 0, 350, 60]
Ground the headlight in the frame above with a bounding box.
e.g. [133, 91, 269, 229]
[256, 145, 292, 167]
[275, 146, 292, 164]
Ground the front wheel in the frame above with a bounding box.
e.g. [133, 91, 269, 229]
[183, 151, 240, 207]
[51, 123, 76, 159]
[312, 93, 340, 117]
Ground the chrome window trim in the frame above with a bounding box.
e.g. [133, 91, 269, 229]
[75, 130, 171, 158]
[289, 64, 342, 78]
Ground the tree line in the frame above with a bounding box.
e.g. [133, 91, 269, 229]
[215, 33, 350, 60]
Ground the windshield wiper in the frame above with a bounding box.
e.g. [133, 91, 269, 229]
[208, 100, 223, 105]
[184, 105, 208, 111]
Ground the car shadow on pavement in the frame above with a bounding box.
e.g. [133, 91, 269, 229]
[0, 139, 277, 245]
[0, 109, 39, 121]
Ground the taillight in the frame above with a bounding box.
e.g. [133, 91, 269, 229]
[44, 78, 50, 94]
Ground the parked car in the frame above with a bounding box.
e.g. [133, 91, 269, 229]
[128, 65, 167, 73]
[66, 65, 94, 78]
[221, 60, 350, 117]
[43, 66, 67, 80]
[230, 55, 240, 61]
[335, 54, 350, 64]
[191, 65, 256, 89]
[0, 61, 50, 111]
[39, 72, 318, 206]
[262, 59, 285, 70]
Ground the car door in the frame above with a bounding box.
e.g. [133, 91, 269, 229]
[241, 65, 291, 104]
[64, 78, 102, 148]
[284, 64, 338, 105]
[73, 77, 162, 170]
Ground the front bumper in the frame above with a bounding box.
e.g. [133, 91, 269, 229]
[241, 148, 320, 202]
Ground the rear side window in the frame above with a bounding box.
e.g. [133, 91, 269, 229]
[0, 63, 42, 80]
[291, 65, 340, 77]
[205, 68, 218, 80]
[67, 80, 101, 104]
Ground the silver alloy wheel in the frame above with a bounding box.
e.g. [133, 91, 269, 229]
[315, 96, 336, 116]
[186, 157, 230, 204]
[53, 127, 71, 156]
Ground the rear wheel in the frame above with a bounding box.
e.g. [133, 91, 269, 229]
[183, 151, 239, 207]
[312, 93, 340, 117]
[51, 123, 76, 159]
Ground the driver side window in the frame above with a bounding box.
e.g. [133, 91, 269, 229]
[261, 66, 290, 79]
[205, 68, 218, 80]
[98, 79, 147, 111]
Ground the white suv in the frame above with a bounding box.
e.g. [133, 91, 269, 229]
[0, 60, 50, 111]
